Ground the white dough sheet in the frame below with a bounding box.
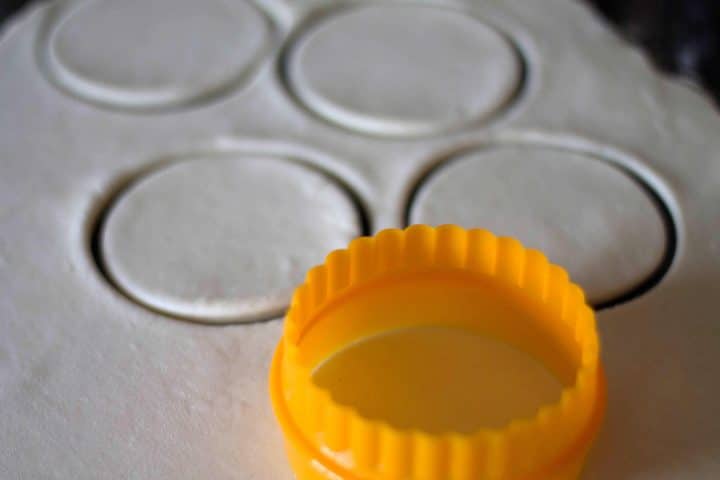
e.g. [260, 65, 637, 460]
[1, 0, 719, 479]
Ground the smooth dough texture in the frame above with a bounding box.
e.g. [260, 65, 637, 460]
[43, 0, 272, 109]
[101, 155, 361, 323]
[409, 146, 668, 305]
[287, 4, 521, 136]
[2, 0, 720, 478]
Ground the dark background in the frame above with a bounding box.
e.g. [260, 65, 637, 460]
[2, 0, 719, 106]
[587, 0, 720, 106]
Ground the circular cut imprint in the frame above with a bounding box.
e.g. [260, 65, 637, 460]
[287, 4, 521, 136]
[100, 155, 361, 323]
[43, 0, 272, 110]
[409, 146, 668, 305]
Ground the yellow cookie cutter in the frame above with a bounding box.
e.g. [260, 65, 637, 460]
[270, 225, 605, 479]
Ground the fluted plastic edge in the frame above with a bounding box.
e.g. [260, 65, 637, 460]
[270, 225, 604, 480]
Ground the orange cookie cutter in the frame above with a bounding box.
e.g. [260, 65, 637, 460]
[270, 225, 605, 479]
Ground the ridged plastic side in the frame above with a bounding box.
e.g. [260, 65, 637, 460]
[279, 225, 601, 479]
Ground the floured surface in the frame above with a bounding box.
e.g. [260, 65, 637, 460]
[410, 146, 668, 305]
[100, 155, 361, 323]
[1, 0, 719, 479]
[41, 0, 273, 109]
[286, 3, 522, 136]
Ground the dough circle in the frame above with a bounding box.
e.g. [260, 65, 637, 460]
[408, 146, 668, 305]
[100, 155, 362, 323]
[286, 4, 522, 136]
[43, 0, 272, 110]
